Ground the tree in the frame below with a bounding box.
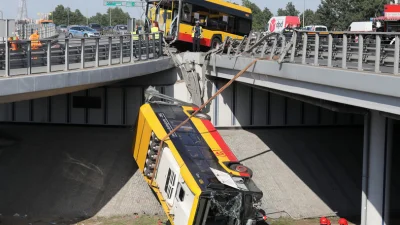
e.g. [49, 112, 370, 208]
[70, 9, 86, 25]
[277, 2, 300, 16]
[106, 7, 131, 26]
[52, 5, 130, 27]
[52, 5, 69, 25]
[314, 0, 390, 30]
[242, 0, 272, 31]
[299, 9, 316, 27]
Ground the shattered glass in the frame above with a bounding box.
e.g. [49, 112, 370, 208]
[208, 191, 263, 225]
[209, 191, 243, 225]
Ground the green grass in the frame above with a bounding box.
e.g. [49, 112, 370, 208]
[81, 215, 167, 225]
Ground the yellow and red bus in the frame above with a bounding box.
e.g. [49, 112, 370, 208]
[132, 89, 266, 225]
[146, 0, 252, 49]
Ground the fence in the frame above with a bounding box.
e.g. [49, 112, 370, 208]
[15, 23, 57, 39]
[220, 30, 400, 76]
[0, 32, 164, 77]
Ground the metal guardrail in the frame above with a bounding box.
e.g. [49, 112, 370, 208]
[15, 23, 57, 40]
[0, 32, 164, 77]
[220, 30, 400, 75]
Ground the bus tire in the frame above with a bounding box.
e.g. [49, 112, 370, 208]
[211, 36, 222, 49]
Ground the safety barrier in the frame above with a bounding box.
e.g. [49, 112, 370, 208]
[220, 30, 400, 75]
[0, 32, 164, 77]
[15, 23, 57, 40]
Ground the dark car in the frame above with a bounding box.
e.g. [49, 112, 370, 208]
[89, 23, 103, 34]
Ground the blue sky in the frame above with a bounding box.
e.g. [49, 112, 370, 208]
[1, 0, 321, 20]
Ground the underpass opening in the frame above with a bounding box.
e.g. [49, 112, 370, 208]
[0, 124, 164, 225]
[206, 77, 368, 222]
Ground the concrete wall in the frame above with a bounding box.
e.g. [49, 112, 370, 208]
[206, 80, 363, 127]
[0, 80, 363, 127]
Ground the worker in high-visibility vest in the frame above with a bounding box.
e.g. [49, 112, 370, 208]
[131, 26, 140, 41]
[151, 22, 160, 40]
[29, 30, 42, 50]
[8, 37, 17, 51]
[192, 20, 202, 52]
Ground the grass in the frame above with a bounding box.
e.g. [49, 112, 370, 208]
[79, 215, 167, 225]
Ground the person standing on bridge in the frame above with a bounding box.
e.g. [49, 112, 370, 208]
[29, 30, 42, 50]
[192, 20, 202, 52]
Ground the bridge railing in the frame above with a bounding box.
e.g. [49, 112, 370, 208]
[222, 30, 400, 75]
[0, 32, 164, 77]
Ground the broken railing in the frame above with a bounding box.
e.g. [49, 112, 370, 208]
[217, 30, 400, 75]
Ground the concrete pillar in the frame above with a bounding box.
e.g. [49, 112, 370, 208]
[364, 110, 392, 225]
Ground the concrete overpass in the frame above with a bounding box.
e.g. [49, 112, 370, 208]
[0, 30, 399, 225]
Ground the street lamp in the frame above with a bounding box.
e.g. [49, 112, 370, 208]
[303, 0, 305, 27]
[67, 8, 70, 26]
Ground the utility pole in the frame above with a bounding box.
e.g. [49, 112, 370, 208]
[67, 8, 70, 26]
[0, 10, 3, 19]
[86, 8, 88, 25]
[110, 8, 112, 26]
[303, 0, 305, 27]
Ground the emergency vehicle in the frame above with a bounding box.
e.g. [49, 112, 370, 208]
[373, 1, 400, 32]
[266, 16, 301, 33]
[132, 88, 267, 225]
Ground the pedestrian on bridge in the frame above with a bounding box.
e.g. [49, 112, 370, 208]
[192, 20, 202, 52]
[29, 30, 42, 50]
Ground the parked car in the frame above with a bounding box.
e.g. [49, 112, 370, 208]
[67, 26, 100, 38]
[57, 25, 68, 33]
[89, 23, 103, 34]
[113, 24, 128, 35]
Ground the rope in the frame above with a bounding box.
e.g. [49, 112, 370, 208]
[151, 57, 263, 182]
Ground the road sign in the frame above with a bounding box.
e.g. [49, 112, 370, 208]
[126, 2, 135, 7]
[105, 1, 123, 6]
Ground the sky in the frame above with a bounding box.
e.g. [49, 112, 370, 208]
[1, 0, 322, 21]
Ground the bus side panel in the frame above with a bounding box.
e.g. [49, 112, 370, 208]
[178, 23, 244, 47]
[137, 120, 152, 172]
[133, 110, 145, 161]
[187, 195, 201, 225]
[178, 24, 211, 47]
[133, 107, 153, 172]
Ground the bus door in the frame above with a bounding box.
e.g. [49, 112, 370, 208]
[173, 175, 195, 225]
[155, 147, 180, 211]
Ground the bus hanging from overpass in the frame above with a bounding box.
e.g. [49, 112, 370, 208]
[146, 0, 252, 50]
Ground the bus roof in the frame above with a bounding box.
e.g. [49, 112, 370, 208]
[149, 102, 260, 193]
[205, 0, 252, 14]
[147, 0, 252, 18]
[186, 0, 252, 19]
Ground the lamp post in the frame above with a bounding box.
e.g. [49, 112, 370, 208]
[67, 8, 70, 26]
[303, 0, 305, 27]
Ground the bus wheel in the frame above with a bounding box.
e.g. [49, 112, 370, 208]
[211, 37, 222, 49]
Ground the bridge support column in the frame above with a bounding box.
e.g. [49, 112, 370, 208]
[363, 110, 392, 225]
